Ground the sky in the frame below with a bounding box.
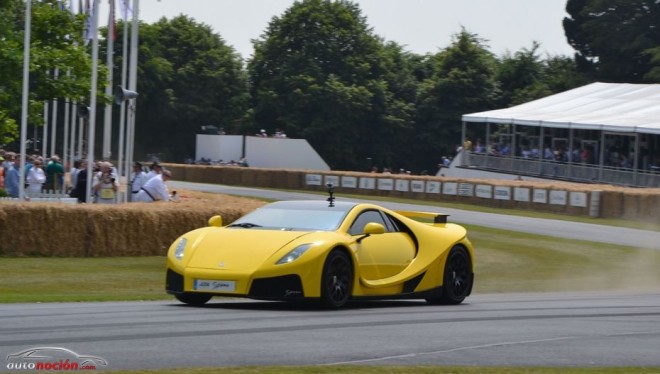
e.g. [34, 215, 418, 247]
[107, 0, 575, 59]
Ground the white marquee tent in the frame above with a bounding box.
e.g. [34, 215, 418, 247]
[462, 82, 660, 135]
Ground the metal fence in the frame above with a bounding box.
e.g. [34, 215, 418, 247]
[0, 191, 78, 204]
[465, 152, 660, 188]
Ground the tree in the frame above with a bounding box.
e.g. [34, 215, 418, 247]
[120, 16, 249, 161]
[0, 0, 93, 147]
[248, 0, 415, 170]
[542, 55, 591, 94]
[496, 42, 548, 106]
[495, 42, 589, 107]
[414, 29, 500, 172]
[564, 0, 660, 83]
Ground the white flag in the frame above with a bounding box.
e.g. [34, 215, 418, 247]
[83, 0, 94, 45]
[119, 0, 132, 20]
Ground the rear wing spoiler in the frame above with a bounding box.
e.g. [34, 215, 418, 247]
[396, 211, 449, 225]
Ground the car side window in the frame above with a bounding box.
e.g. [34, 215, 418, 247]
[349, 210, 387, 235]
[382, 212, 400, 232]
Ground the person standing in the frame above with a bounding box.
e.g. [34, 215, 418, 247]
[69, 159, 82, 193]
[4, 160, 20, 198]
[463, 138, 473, 152]
[26, 159, 46, 197]
[0, 155, 4, 190]
[70, 160, 88, 203]
[134, 169, 172, 202]
[92, 161, 119, 204]
[45, 155, 64, 192]
[130, 161, 149, 202]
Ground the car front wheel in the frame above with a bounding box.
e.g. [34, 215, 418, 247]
[320, 250, 353, 308]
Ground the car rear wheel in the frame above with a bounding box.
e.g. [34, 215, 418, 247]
[427, 246, 472, 305]
[321, 250, 353, 308]
[175, 292, 212, 306]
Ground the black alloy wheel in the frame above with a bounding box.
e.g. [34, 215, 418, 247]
[427, 246, 472, 305]
[320, 250, 353, 308]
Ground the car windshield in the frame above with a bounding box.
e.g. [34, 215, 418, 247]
[229, 201, 355, 231]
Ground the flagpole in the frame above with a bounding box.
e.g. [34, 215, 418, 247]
[85, 0, 101, 203]
[78, 106, 84, 159]
[102, 0, 115, 160]
[19, 0, 32, 201]
[69, 100, 77, 173]
[50, 68, 59, 163]
[43, 100, 49, 158]
[126, 0, 139, 203]
[62, 93, 70, 190]
[117, 3, 129, 202]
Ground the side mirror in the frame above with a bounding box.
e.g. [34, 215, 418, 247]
[208, 215, 223, 227]
[355, 222, 385, 244]
[363, 222, 385, 235]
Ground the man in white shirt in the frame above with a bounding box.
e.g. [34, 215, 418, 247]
[134, 169, 172, 202]
[130, 161, 149, 202]
[145, 162, 162, 181]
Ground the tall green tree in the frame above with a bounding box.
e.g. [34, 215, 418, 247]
[414, 29, 500, 172]
[248, 0, 415, 170]
[495, 42, 588, 107]
[120, 16, 249, 161]
[496, 42, 548, 106]
[542, 54, 591, 93]
[564, 0, 660, 83]
[0, 0, 92, 147]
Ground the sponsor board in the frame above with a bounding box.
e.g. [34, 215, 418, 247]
[476, 184, 492, 198]
[305, 174, 322, 186]
[494, 186, 511, 200]
[378, 178, 394, 191]
[514, 187, 531, 202]
[341, 176, 357, 188]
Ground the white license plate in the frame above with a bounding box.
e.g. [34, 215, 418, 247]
[194, 279, 236, 292]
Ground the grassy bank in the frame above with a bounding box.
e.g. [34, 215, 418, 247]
[2, 224, 659, 303]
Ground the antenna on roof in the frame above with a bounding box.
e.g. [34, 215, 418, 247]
[326, 183, 335, 207]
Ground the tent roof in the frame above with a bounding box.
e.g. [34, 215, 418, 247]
[462, 82, 660, 135]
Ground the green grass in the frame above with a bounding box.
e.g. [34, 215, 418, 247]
[466, 224, 660, 293]
[2, 225, 659, 303]
[0, 256, 167, 303]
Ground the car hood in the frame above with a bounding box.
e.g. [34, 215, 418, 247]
[185, 228, 312, 271]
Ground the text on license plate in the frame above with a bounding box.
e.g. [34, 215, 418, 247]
[194, 279, 236, 292]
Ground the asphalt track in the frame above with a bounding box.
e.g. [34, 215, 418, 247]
[2, 293, 660, 369]
[2, 181, 659, 370]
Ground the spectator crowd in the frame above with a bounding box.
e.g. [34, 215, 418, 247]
[0, 149, 176, 204]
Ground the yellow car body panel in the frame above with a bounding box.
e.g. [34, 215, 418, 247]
[166, 200, 475, 308]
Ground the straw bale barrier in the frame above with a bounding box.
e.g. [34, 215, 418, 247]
[0, 193, 265, 257]
[165, 164, 660, 221]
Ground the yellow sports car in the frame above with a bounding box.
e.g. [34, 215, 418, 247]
[166, 191, 474, 308]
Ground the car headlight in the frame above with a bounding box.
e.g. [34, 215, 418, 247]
[276, 243, 312, 264]
[174, 238, 187, 260]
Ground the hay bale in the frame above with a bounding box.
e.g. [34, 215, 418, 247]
[600, 191, 624, 218]
[0, 191, 265, 257]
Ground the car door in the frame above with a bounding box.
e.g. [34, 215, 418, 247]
[350, 209, 416, 280]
